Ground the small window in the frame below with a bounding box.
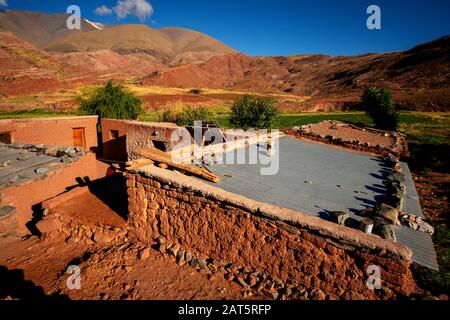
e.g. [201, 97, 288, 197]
[0, 132, 12, 144]
[110, 130, 119, 139]
[152, 140, 167, 152]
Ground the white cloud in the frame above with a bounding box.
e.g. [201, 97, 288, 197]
[113, 0, 153, 21]
[94, 5, 113, 16]
[0, 0, 8, 7]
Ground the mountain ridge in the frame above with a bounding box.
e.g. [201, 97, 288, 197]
[0, 9, 449, 111]
[0, 10, 236, 64]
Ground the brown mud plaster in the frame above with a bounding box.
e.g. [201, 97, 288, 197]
[126, 165, 419, 300]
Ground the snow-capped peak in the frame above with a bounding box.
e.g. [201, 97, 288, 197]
[84, 19, 104, 30]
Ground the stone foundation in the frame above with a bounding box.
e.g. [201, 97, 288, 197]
[37, 186, 129, 245]
[126, 166, 419, 300]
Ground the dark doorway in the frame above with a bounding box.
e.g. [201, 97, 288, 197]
[0, 132, 12, 144]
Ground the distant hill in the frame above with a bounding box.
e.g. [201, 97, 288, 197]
[0, 32, 166, 96]
[0, 31, 63, 96]
[0, 10, 236, 64]
[0, 9, 98, 47]
[142, 36, 450, 111]
[159, 27, 235, 55]
[44, 24, 236, 63]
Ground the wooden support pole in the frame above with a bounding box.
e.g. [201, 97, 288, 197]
[135, 147, 220, 183]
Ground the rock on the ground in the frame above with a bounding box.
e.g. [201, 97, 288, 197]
[138, 248, 151, 260]
[0, 205, 16, 219]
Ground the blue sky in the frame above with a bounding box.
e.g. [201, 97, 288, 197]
[2, 0, 450, 56]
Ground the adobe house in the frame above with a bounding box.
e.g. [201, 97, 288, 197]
[120, 134, 437, 299]
[101, 118, 245, 164]
[0, 116, 99, 150]
[101, 119, 194, 163]
[0, 116, 102, 237]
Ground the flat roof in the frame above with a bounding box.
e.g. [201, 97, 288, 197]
[0, 144, 85, 189]
[205, 136, 438, 270]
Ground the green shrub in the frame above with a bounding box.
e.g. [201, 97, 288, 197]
[79, 80, 143, 120]
[160, 104, 213, 126]
[413, 223, 450, 295]
[362, 87, 399, 131]
[229, 94, 279, 129]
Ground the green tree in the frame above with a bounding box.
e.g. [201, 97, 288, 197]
[229, 94, 279, 129]
[80, 80, 143, 120]
[160, 105, 213, 126]
[362, 87, 399, 131]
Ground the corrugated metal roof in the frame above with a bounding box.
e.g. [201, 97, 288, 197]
[205, 136, 438, 270]
[395, 226, 439, 270]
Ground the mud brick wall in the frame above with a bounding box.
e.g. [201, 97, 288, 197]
[126, 122, 192, 160]
[101, 119, 128, 162]
[0, 152, 99, 236]
[0, 116, 98, 150]
[126, 167, 419, 300]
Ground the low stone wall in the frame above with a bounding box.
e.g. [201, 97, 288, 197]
[36, 185, 129, 245]
[126, 165, 419, 300]
[36, 207, 128, 246]
[285, 121, 409, 157]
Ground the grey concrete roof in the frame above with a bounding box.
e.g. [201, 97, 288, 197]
[206, 136, 438, 270]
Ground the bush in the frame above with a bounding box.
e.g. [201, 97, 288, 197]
[160, 102, 213, 126]
[229, 94, 279, 129]
[413, 223, 450, 295]
[362, 87, 399, 131]
[79, 80, 143, 120]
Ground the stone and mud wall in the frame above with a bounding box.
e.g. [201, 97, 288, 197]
[126, 166, 419, 300]
[126, 122, 192, 160]
[286, 121, 409, 157]
[100, 119, 193, 162]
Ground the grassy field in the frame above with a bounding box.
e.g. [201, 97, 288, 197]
[2, 109, 448, 146]
[216, 112, 450, 146]
[0, 109, 77, 120]
[0, 84, 310, 114]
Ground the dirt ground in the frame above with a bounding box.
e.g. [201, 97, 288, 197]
[302, 121, 393, 147]
[0, 175, 255, 300]
[413, 172, 450, 223]
[0, 236, 251, 300]
[143, 94, 214, 107]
